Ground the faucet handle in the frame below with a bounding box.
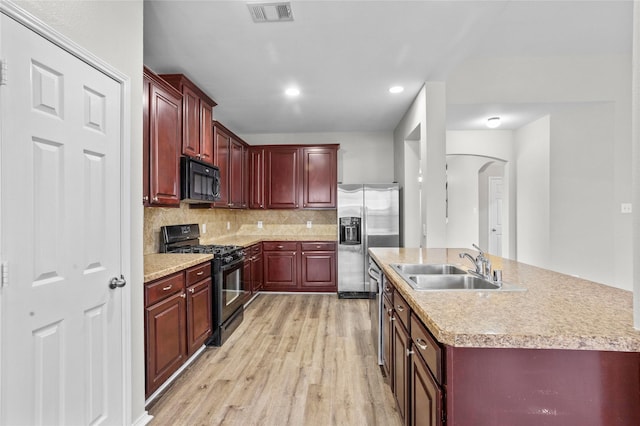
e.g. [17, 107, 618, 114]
[472, 243, 485, 256]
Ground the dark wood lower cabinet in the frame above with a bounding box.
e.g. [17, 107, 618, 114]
[145, 291, 186, 396]
[383, 278, 640, 426]
[382, 295, 393, 381]
[145, 262, 212, 398]
[263, 241, 336, 292]
[411, 350, 442, 426]
[392, 316, 410, 422]
[185, 277, 212, 356]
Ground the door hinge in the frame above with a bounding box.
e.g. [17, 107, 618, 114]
[1, 262, 8, 288]
[0, 60, 6, 86]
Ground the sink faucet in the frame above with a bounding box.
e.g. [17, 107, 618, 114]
[459, 244, 492, 279]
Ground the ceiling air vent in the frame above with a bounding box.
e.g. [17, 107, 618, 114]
[247, 2, 294, 23]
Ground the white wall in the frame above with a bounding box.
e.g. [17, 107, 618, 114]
[549, 103, 616, 284]
[239, 131, 394, 184]
[446, 130, 515, 257]
[447, 54, 632, 290]
[394, 86, 426, 248]
[515, 116, 551, 268]
[14, 0, 146, 422]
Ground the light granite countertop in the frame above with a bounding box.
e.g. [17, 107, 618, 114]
[144, 253, 213, 283]
[369, 247, 640, 352]
[144, 235, 337, 283]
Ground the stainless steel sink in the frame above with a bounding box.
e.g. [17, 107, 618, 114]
[389, 263, 525, 292]
[408, 274, 500, 290]
[390, 263, 467, 275]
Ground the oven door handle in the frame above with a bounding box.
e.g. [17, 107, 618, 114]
[220, 256, 245, 272]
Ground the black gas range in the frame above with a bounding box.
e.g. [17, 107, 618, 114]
[159, 224, 246, 346]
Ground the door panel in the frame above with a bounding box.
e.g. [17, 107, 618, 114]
[1, 14, 126, 425]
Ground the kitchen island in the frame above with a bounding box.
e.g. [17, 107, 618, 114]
[369, 247, 640, 426]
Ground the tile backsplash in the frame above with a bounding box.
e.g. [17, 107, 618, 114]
[144, 204, 337, 254]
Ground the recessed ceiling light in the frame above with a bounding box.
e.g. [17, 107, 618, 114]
[389, 86, 404, 94]
[285, 87, 300, 97]
[486, 116, 501, 128]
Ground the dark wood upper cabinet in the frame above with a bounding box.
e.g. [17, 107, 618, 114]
[249, 147, 265, 209]
[143, 67, 182, 207]
[266, 147, 299, 209]
[213, 121, 249, 209]
[229, 138, 245, 208]
[213, 124, 230, 207]
[160, 73, 217, 164]
[302, 146, 337, 209]
[262, 144, 339, 210]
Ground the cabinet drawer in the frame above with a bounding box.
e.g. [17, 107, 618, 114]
[394, 291, 410, 331]
[251, 244, 262, 255]
[185, 262, 211, 286]
[263, 241, 297, 251]
[410, 312, 442, 385]
[145, 272, 184, 307]
[300, 242, 335, 252]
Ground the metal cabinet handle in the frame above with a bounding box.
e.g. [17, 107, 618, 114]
[196, 271, 204, 276]
[143, 196, 149, 202]
[415, 338, 428, 351]
[396, 305, 405, 312]
[162, 285, 172, 291]
[189, 288, 195, 294]
[277, 245, 284, 249]
[180, 293, 186, 299]
[406, 348, 414, 357]
[152, 196, 158, 202]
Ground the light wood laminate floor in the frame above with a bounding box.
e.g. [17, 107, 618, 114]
[147, 294, 403, 425]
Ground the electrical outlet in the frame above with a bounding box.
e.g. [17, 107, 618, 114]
[257, 221, 263, 229]
[307, 221, 312, 228]
[226, 221, 231, 230]
[202, 223, 207, 233]
[621, 203, 632, 214]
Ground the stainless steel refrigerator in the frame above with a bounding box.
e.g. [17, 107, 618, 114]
[337, 184, 400, 297]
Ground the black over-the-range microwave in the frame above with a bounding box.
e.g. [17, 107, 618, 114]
[180, 156, 221, 203]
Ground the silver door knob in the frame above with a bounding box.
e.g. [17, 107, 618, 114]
[109, 275, 127, 289]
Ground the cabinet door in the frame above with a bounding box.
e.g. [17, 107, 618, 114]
[411, 352, 443, 426]
[249, 147, 265, 209]
[182, 84, 200, 158]
[143, 76, 150, 205]
[263, 249, 298, 290]
[382, 295, 393, 382]
[302, 146, 337, 209]
[243, 253, 253, 296]
[393, 318, 410, 423]
[300, 243, 336, 291]
[252, 250, 264, 291]
[229, 138, 244, 208]
[149, 81, 182, 206]
[186, 278, 212, 356]
[266, 147, 299, 209]
[145, 292, 186, 396]
[199, 100, 214, 164]
[213, 125, 230, 207]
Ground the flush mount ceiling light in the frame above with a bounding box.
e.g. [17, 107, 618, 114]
[247, 2, 294, 23]
[486, 116, 501, 128]
[285, 87, 300, 97]
[389, 86, 404, 94]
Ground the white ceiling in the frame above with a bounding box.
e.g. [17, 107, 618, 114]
[143, 0, 632, 134]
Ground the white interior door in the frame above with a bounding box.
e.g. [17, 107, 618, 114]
[0, 12, 127, 425]
[488, 176, 504, 256]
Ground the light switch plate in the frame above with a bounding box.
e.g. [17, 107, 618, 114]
[202, 223, 207, 233]
[307, 221, 312, 228]
[621, 203, 632, 214]
[257, 221, 263, 229]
